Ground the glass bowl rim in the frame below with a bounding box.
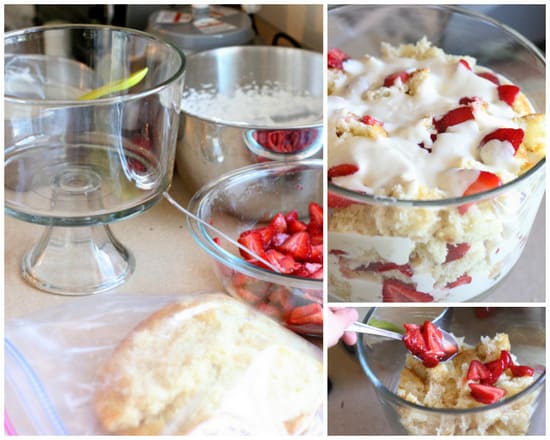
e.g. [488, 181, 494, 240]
[4, 23, 186, 106]
[328, 3, 546, 207]
[187, 158, 323, 291]
[356, 307, 546, 415]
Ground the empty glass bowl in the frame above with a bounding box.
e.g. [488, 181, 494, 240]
[4, 25, 185, 294]
[357, 307, 546, 435]
[187, 160, 323, 336]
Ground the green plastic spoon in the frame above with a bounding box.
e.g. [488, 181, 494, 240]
[78, 67, 148, 100]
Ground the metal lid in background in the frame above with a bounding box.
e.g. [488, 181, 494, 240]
[146, 5, 254, 54]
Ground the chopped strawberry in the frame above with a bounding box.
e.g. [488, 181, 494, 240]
[264, 249, 301, 274]
[255, 302, 284, 320]
[235, 285, 264, 305]
[365, 262, 413, 277]
[286, 303, 323, 325]
[459, 171, 502, 214]
[499, 350, 513, 370]
[510, 365, 535, 377]
[402, 321, 452, 367]
[459, 58, 472, 70]
[402, 323, 428, 359]
[445, 243, 471, 263]
[269, 212, 287, 233]
[267, 287, 294, 316]
[469, 383, 506, 404]
[459, 96, 484, 106]
[254, 226, 274, 248]
[278, 231, 311, 261]
[462, 171, 502, 197]
[285, 210, 308, 233]
[467, 360, 491, 382]
[480, 127, 524, 154]
[382, 279, 434, 302]
[272, 232, 290, 248]
[477, 71, 500, 85]
[328, 191, 355, 208]
[383, 70, 410, 87]
[434, 106, 475, 133]
[238, 230, 267, 261]
[310, 243, 323, 263]
[446, 274, 472, 289]
[483, 358, 505, 385]
[422, 321, 446, 358]
[498, 84, 520, 106]
[360, 115, 384, 126]
[309, 267, 323, 279]
[308, 202, 323, 230]
[328, 47, 350, 70]
[328, 163, 359, 180]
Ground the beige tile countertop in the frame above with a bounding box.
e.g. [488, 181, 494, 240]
[4, 171, 224, 321]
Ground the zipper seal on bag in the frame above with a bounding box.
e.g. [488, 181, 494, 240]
[4, 338, 68, 435]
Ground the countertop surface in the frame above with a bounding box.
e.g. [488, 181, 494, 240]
[5, 173, 546, 321]
[4, 171, 224, 321]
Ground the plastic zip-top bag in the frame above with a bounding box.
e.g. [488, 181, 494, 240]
[5, 293, 323, 435]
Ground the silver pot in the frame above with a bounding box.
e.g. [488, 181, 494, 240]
[176, 46, 323, 195]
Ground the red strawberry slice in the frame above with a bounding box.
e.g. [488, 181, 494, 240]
[328, 163, 359, 180]
[264, 249, 301, 274]
[459, 171, 502, 214]
[422, 321, 446, 358]
[462, 171, 502, 196]
[285, 210, 308, 233]
[238, 230, 267, 261]
[499, 350, 513, 370]
[328, 47, 350, 70]
[446, 274, 472, 289]
[308, 202, 323, 229]
[434, 106, 475, 133]
[360, 115, 384, 126]
[382, 279, 434, 302]
[278, 231, 311, 261]
[445, 243, 471, 263]
[365, 262, 413, 277]
[477, 71, 500, 85]
[254, 226, 274, 248]
[483, 359, 505, 385]
[402, 323, 427, 357]
[480, 128, 524, 154]
[328, 191, 355, 208]
[467, 360, 491, 382]
[272, 232, 290, 248]
[469, 383, 506, 404]
[459, 58, 472, 70]
[510, 365, 535, 377]
[383, 70, 410, 87]
[269, 212, 288, 233]
[459, 96, 484, 106]
[286, 303, 323, 325]
[310, 243, 323, 263]
[498, 84, 520, 106]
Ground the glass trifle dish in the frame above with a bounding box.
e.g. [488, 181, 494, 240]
[327, 5, 546, 302]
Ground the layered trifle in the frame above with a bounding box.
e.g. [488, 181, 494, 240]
[327, 38, 545, 302]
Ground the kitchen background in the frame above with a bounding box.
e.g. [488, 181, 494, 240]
[4, 4, 323, 52]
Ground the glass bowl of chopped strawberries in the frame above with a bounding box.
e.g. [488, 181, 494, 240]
[188, 159, 323, 336]
[355, 306, 546, 435]
[327, 5, 546, 303]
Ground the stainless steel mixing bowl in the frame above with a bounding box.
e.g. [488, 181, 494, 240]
[176, 45, 323, 195]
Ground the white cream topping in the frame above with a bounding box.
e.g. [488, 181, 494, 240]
[328, 40, 529, 199]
